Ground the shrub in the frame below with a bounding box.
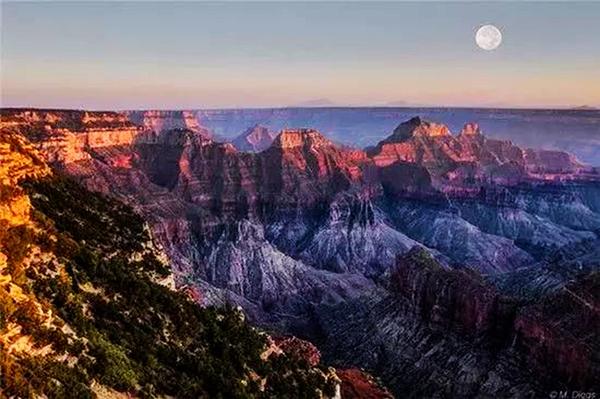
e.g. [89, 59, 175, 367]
[8, 175, 338, 398]
[3, 225, 35, 269]
[90, 335, 139, 391]
[0, 287, 16, 330]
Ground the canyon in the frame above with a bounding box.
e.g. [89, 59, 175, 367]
[191, 107, 600, 166]
[1, 127, 371, 398]
[1, 108, 599, 397]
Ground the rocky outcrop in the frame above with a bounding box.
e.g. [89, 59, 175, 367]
[0, 132, 51, 269]
[232, 124, 275, 152]
[0, 109, 143, 163]
[190, 107, 600, 166]
[391, 248, 518, 337]
[336, 368, 393, 399]
[459, 122, 482, 136]
[513, 273, 600, 389]
[267, 128, 366, 182]
[264, 336, 392, 398]
[454, 197, 597, 257]
[316, 290, 539, 397]
[0, 132, 51, 226]
[271, 336, 322, 367]
[267, 194, 425, 276]
[130, 126, 367, 218]
[376, 161, 433, 196]
[367, 117, 457, 171]
[386, 200, 534, 273]
[314, 250, 599, 397]
[192, 220, 375, 316]
[0, 109, 217, 165]
[381, 116, 451, 142]
[369, 117, 590, 188]
[523, 148, 585, 174]
[126, 110, 212, 139]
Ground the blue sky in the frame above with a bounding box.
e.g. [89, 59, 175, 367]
[2, 1, 599, 109]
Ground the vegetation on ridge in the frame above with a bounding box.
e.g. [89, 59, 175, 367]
[0, 175, 337, 398]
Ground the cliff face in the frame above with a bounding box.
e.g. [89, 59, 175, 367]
[1, 109, 143, 163]
[3, 109, 599, 278]
[126, 110, 213, 140]
[368, 117, 591, 189]
[0, 135, 60, 364]
[513, 273, 600, 388]
[391, 248, 517, 337]
[129, 126, 365, 220]
[391, 249, 599, 390]
[257, 128, 366, 205]
[336, 368, 393, 399]
[232, 124, 275, 152]
[0, 131, 50, 268]
[3, 110, 593, 201]
[0, 109, 217, 165]
[316, 250, 599, 397]
[0, 133, 348, 398]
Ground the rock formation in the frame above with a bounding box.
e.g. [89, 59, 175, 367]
[336, 368, 393, 399]
[126, 110, 212, 139]
[232, 124, 275, 152]
[368, 117, 591, 190]
[316, 250, 599, 397]
[0, 132, 349, 398]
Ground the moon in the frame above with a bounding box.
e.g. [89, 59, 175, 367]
[476, 25, 502, 51]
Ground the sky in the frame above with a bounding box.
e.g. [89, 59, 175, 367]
[1, 1, 600, 110]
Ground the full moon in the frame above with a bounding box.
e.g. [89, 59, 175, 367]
[475, 25, 502, 51]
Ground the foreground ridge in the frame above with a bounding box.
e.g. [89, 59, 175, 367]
[0, 131, 371, 398]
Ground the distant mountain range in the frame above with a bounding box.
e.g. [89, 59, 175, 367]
[570, 105, 599, 111]
[290, 98, 338, 107]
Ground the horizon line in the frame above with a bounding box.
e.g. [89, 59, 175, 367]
[2, 105, 599, 113]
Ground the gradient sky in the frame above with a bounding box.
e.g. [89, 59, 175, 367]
[2, 1, 600, 109]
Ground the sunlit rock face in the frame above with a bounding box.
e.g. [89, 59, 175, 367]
[0, 131, 51, 275]
[0, 132, 51, 219]
[266, 128, 366, 184]
[129, 126, 367, 220]
[368, 117, 592, 190]
[459, 122, 482, 136]
[0, 109, 143, 164]
[386, 116, 452, 141]
[0, 109, 214, 167]
[126, 110, 212, 139]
